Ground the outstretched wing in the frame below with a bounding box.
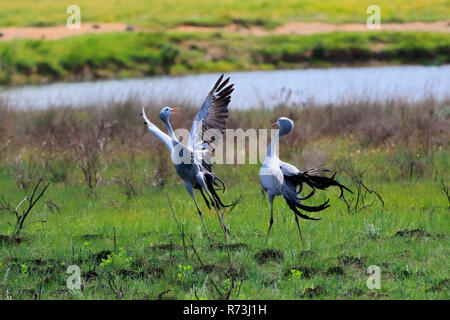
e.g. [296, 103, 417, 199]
[188, 74, 234, 169]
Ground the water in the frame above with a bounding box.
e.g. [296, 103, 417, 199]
[1, 65, 449, 110]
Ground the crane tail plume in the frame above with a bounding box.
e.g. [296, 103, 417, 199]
[297, 169, 352, 198]
[282, 168, 350, 220]
[286, 199, 321, 221]
[204, 172, 230, 210]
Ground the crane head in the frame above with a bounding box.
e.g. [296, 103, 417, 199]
[159, 106, 181, 121]
[273, 117, 294, 136]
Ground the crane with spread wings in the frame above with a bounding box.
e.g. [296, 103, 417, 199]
[142, 75, 234, 240]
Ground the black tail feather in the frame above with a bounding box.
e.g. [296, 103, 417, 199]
[199, 187, 211, 210]
[204, 172, 230, 210]
[296, 198, 330, 212]
[297, 170, 352, 198]
[286, 200, 321, 221]
[283, 168, 351, 220]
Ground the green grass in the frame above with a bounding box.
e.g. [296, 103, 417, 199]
[0, 0, 448, 27]
[0, 143, 448, 300]
[1, 30, 449, 85]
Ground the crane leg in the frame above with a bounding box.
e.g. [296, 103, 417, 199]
[266, 194, 275, 242]
[196, 174, 230, 235]
[185, 182, 212, 241]
[294, 214, 305, 248]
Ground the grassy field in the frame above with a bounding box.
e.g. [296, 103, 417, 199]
[1, 30, 449, 85]
[0, 100, 448, 299]
[0, 0, 448, 27]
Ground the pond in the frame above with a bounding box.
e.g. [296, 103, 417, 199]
[1, 65, 449, 110]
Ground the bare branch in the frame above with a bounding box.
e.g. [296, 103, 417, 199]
[166, 193, 188, 259]
[157, 289, 171, 300]
[189, 237, 224, 299]
[441, 179, 450, 208]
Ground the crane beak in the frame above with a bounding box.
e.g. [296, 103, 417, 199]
[171, 107, 182, 116]
[271, 122, 279, 129]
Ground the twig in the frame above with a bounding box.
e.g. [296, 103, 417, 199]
[106, 272, 124, 300]
[113, 227, 117, 253]
[339, 171, 384, 214]
[212, 205, 235, 300]
[227, 194, 243, 213]
[157, 289, 171, 300]
[194, 286, 200, 301]
[360, 180, 385, 208]
[1, 178, 50, 237]
[441, 179, 450, 208]
[189, 237, 224, 299]
[166, 193, 188, 259]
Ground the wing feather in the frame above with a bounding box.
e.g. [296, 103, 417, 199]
[188, 74, 234, 168]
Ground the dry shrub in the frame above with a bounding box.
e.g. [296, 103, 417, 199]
[0, 96, 448, 189]
[71, 120, 114, 190]
[8, 153, 46, 189]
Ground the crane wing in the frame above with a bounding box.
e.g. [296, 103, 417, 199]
[279, 161, 300, 176]
[188, 74, 234, 169]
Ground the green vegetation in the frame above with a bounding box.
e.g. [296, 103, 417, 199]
[0, 0, 448, 27]
[0, 31, 449, 85]
[0, 100, 448, 299]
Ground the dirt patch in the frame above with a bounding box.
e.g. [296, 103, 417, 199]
[173, 21, 450, 35]
[1, 21, 448, 41]
[29, 258, 58, 266]
[347, 288, 365, 296]
[79, 234, 103, 240]
[395, 229, 431, 238]
[83, 270, 99, 282]
[300, 286, 325, 298]
[428, 279, 450, 292]
[255, 249, 284, 264]
[326, 266, 345, 276]
[210, 243, 247, 251]
[92, 250, 112, 264]
[286, 266, 318, 278]
[139, 231, 155, 237]
[397, 270, 412, 278]
[119, 266, 164, 279]
[145, 266, 165, 278]
[151, 244, 181, 251]
[195, 264, 218, 274]
[0, 23, 138, 41]
[118, 269, 144, 279]
[339, 255, 367, 267]
[368, 291, 388, 298]
[0, 234, 22, 244]
[226, 267, 246, 279]
[299, 250, 314, 258]
[272, 21, 450, 35]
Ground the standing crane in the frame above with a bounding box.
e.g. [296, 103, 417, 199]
[142, 75, 234, 240]
[260, 117, 351, 245]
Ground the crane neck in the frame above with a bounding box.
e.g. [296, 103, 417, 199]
[163, 117, 177, 142]
[266, 130, 280, 159]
